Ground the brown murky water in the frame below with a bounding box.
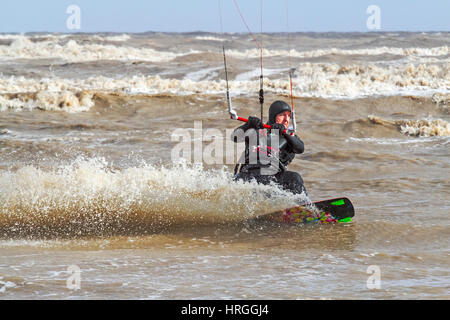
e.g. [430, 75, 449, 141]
[0, 32, 449, 299]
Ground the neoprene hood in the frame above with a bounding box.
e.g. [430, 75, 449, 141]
[268, 100, 291, 124]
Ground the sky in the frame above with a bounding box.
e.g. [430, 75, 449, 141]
[0, 0, 449, 33]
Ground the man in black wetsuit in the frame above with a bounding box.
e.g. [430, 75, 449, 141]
[231, 100, 307, 196]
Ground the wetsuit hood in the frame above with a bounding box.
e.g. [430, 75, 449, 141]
[268, 100, 292, 124]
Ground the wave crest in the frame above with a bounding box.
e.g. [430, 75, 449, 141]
[0, 90, 94, 112]
[368, 115, 450, 137]
[0, 59, 448, 111]
[0, 36, 185, 62]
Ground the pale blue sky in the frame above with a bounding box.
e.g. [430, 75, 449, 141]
[1, 0, 449, 33]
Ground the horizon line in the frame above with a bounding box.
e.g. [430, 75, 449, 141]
[1, 30, 449, 35]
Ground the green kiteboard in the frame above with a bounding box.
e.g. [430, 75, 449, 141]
[259, 197, 355, 224]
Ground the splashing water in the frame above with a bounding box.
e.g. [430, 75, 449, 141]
[0, 157, 306, 238]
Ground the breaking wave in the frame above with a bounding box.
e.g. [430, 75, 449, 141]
[0, 59, 448, 112]
[0, 36, 190, 62]
[195, 36, 225, 42]
[368, 115, 450, 137]
[227, 46, 449, 59]
[0, 90, 95, 112]
[0, 34, 448, 63]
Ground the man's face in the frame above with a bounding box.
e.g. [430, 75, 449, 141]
[275, 111, 291, 128]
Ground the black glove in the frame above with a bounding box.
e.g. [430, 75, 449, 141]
[247, 116, 263, 129]
[270, 123, 286, 135]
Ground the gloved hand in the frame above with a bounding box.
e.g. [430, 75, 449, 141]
[247, 116, 263, 129]
[270, 123, 286, 135]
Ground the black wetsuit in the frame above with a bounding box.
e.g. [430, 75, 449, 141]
[231, 120, 307, 196]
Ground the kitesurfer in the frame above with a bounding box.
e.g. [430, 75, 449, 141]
[231, 100, 307, 196]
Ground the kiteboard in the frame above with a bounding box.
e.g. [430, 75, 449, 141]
[257, 197, 355, 225]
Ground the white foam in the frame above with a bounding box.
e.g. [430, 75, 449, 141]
[226, 46, 450, 59]
[195, 36, 225, 42]
[0, 281, 16, 293]
[400, 119, 450, 137]
[92, 34, 131, 42]
[0, 36, 187, 62]
[1, 34, 448, 63]
[235, 67, 288, 81]
[0, 58, 448, 110]
[0, 158, 305, 230]
[346, 137, 441, 145]
[185, 67, 222, 82]
[0, 33, 69, 40]
[0, 90, 94, 112]
[366, 115, 450, 137]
